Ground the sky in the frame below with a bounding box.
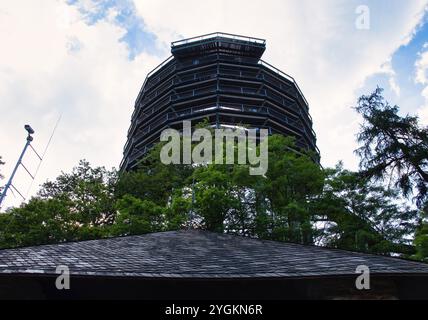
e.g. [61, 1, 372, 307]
[1, 0, 428, 209]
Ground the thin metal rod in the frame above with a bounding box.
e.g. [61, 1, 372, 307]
[20, 162, 34, 180]
[25, 115, 61, 199]
[8, 187, 17, 199]
[10, 184, 25, 200]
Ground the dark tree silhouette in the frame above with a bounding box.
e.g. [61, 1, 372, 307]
[355, 87, 428, 210]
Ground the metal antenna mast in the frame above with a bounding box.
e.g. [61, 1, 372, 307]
[0, 125, 41, 208]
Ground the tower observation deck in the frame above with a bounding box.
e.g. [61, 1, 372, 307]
[121, 32, 319, 171]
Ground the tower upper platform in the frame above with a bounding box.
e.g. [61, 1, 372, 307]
[171, 32, 266, 59]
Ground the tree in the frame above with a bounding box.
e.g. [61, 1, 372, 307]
[0, 160, 118, 248]
[355, 87, 428, 260]
[115, 143, 193, 206]
[38, 160, 117, 227]
[111, 195, 165, 236]
[113, 131, 418, 256]
[315, 164, 418, 255]
[414, 211, 428, 262]
[166, 190, 191, 231]
[191, 164, 241, 233]
[1, 118, 423, 259]
[355, 87, 428, 209]
[0, 198, 76, 249]
[180, 134, 324, 242]
[259, 135, 324, 244]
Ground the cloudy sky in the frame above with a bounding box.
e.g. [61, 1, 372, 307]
[1, 0, 428, 208]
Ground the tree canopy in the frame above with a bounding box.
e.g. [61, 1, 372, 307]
[0, 88, 427, 262]
[355, 87, 428, 209]
[355, 87, 428, 261]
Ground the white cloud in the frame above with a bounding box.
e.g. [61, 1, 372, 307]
[419, 87, 428, 124]
[415, 45, 428, 124]
[416, 44, 428, 84]
[380, 59, 401, 97]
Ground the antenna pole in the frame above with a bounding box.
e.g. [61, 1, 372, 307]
[0, 126, 34, 208]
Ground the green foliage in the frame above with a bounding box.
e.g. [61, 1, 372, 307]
[0, 160, 116, 249]
[38, 160, 117, 226]
[355, 87, 428, 260]
[0, 198, 76, 248]
[192, 164, 241, 233]
[413, 212, 428, 262]
[115, 143, 193, 206]
[166, 191, 191, 230]
[111, 195, 164, 236]
[260, 135, 324, 243]
[176, 134, 324, 240]
[0, 114, 425, 261]
[316, 164, 418, 255]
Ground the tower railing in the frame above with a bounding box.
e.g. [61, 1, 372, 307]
[258, 60, 310, 113]
[134, 56, 175, 108]
[171, 32, 266, 48]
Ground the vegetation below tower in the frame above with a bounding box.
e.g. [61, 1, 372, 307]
[0, 88, 427, 262]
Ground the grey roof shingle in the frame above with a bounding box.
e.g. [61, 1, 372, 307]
[0, 230, 427, 279]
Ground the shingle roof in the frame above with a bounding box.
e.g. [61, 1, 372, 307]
[0, 230, 427, 279]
